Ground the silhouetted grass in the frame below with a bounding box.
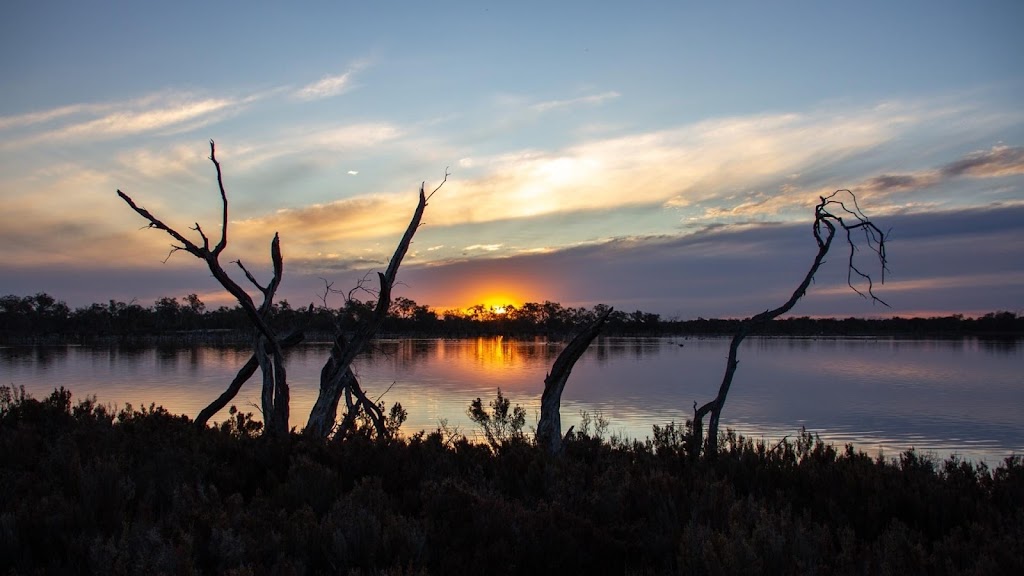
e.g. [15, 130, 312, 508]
[1, 386, 1021, 575]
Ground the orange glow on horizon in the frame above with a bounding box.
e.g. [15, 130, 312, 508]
[422, 275, 544, 314]
[479, 294, 520, 311]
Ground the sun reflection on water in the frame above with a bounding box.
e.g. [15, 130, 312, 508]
[3, 337, 1021, 463]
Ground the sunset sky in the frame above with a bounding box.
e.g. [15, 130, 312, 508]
[2, 1, 1022, 319]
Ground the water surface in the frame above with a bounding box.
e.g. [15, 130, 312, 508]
[3, 337, 1021, 463]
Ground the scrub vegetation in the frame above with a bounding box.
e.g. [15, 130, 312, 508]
[2, 385, 1022, 575]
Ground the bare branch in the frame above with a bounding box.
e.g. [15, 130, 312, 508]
[317, 277, 337, 309]
[209, 140, 229, 256]
[161, 246, 185, 264]
[818, 190, 890, 307]
[235, 260, 266, 295]
[353, 273, 378, 299]
[425, 167, 450, 203]
[192, 222, 210, 250]
[116, 190, 204, 258]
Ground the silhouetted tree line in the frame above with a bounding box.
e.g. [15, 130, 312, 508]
[2, 292, 1021, 341]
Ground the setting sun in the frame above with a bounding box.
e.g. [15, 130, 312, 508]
[459, 295, 521, 317]
[479, 294, 519, 312]
[421, 273, 543, 316]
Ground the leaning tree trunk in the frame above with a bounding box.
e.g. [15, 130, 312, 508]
[306, 177, 444, 439]
[536, 307, 613, 454]
[690, 190, 888, 457]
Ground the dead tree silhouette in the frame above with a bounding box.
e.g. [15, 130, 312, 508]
[306, 175, 446, 439]
[119, 140, 444, 438]
[536, 307, 613, 454]
[690, 190, 888, 457]
[118, 141, 292, 436]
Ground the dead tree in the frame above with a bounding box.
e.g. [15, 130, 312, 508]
[690, 190, 888, 457]
[536, 307, 613, 454]
[117, 140, 291, 436]
[305, 175, 446, 439]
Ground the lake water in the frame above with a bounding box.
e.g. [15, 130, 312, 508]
[2, 336, 1022, 464]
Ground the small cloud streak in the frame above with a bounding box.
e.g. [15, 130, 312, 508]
[531, 91, 621, 112]
[857, 145, 1024, 201]
[940, 145, 1024, 178]
[463, 243, 503, 252]
[863, 173, 941, 192]
[295, 72, 354, 101]
[293, 62, 369, 101]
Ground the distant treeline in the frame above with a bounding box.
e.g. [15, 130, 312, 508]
[1, 292, 1021, 342]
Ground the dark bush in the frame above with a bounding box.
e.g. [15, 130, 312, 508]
[1, 386, 1022, 575]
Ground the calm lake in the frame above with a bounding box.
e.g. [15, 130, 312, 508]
[3, 336, 1022, 463]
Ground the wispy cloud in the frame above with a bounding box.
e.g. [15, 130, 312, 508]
[226, 193, 426, 270]
[4, 93, 1017, 304]
[293, 62, 369, 101]
[463, 243, 503, 252]
[172, 99, 1020, 269]
[531, 91, 621, 112]
[295, 72, 355, 101]
[116, 144, 208, 180]
[1, 92, 240, 148]
[228, 121, 404, 171]
[426, 103, 936, 228]
[0, 103, 99, 131]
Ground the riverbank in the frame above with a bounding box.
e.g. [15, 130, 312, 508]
[2, 387, 1022, 575]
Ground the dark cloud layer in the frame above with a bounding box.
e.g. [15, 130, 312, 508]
[863, 146, 1024, 195]
[392, 205, 1024, 318]
[4, 205, 1023, 319]
[940, 146, 1024, 178]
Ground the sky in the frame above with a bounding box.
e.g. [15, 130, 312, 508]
[1, 1, 1022, 319]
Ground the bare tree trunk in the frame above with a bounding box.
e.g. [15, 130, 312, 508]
[537, 308, 613, 454]
[118, 140, 292, 436]
[690, 191, 888, 457]
[306, 176, 445, 439]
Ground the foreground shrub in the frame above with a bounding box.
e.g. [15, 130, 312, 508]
[1, 386, 1022, 575]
